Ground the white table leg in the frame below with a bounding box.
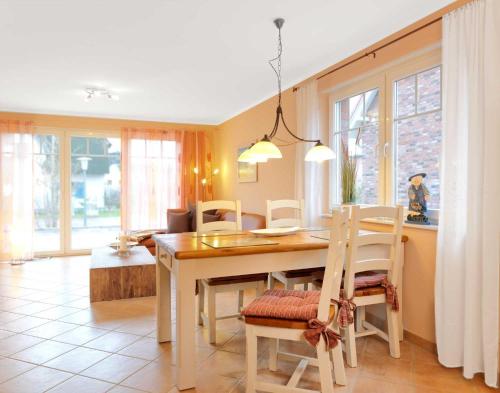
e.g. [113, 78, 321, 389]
[156, 248, 172, 343]
[176, 263, 197, 390]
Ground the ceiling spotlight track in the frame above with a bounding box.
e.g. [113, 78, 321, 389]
[238, 18, 335, 164]
[84, 87, 119, 102]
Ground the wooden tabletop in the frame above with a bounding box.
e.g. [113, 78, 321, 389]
[154, 231, 408, 260]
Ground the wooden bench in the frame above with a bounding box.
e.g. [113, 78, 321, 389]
[90, 246, 156, 302]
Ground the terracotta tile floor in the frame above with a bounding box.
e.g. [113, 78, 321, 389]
[0, 256, 494, 393]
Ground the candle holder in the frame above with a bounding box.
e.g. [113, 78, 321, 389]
[108, 233, 138, 256]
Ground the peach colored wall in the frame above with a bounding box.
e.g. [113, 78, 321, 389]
[360, 222, 437, 343]
[213, 90, 297, 215]
[213, 15, 449, 344]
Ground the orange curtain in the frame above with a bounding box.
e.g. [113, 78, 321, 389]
[0, 120, 34, 261]
[180, 130, 214, 206]
[121, 128, 213, 231]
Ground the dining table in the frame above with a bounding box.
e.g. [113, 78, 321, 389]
[154, 229, 408, 390]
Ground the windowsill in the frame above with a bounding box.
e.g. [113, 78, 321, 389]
[320, 213, 439, 231]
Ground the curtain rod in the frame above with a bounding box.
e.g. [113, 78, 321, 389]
[293, 16, 441, 92]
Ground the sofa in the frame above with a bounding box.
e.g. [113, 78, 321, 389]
[139, 208, 266, 255]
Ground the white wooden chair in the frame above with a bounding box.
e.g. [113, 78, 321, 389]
[243, 208, 349, 393]
[343, 205, 404, 367]
[196, 199, 242, 235]
[267, 199, 322, 290]
[197, 200, 267, 344]
[266, 199, 305, 229]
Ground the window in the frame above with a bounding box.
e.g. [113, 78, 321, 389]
[333, 89, 380, 204]
[393, 66, 441, 209]
[329, 49, 442, 215]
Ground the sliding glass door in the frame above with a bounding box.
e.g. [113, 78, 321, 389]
[33, 130, 121, 255]
[70, 136, 121, 250]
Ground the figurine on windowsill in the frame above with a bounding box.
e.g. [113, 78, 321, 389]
[406, 173, 430, 225]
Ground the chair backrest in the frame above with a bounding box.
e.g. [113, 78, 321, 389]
[343, 205, 404, 299]
[317, 208, 349, 321]
[266, 199, 305, 228]
[196, 200, 242, 235]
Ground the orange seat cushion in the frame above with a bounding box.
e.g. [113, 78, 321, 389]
[313, 271, 388, 297]
[242, 289, 336, 329]
[313, 271, 387, 289]
[241, 289, 321, 321]
[352, 286, 386, 297]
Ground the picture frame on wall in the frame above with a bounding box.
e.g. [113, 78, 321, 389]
[237, 147, 258, 183]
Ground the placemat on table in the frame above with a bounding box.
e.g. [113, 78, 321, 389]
[202, 238, 279, 249]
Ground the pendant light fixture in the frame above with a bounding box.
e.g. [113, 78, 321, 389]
[238, 18, 335, 164]
[237, 143, 268, 163]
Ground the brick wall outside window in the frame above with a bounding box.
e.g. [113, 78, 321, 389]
[395, 66, 441, 209]
[333, 65, 442, 210]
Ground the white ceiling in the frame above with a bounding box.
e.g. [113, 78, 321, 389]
[0, 0, 452, 125]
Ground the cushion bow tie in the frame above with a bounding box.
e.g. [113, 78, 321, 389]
[332, 290, 357, 328]
[381, 278, 399, 311]
[303, 318, 341, 350]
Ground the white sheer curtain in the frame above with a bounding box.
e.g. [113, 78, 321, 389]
[121, 128, 183, 231]
[121, 128, 213, 231]
[436, 0, 500, 387]
[295, 80, 324, 226]
[0, 120, 34, 262]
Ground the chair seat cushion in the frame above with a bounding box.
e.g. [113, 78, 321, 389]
[242, 289, 335, 329]
[241, 289, 321, 321]
[313, 271, 388, 297]
[353, 272, 387, 288]
[283, 267, 325, 278]
[244, 316, 312, 329]
[205, 273, 268, 286]
[312, 271, 387, 289]
[353, 286, 386, 297]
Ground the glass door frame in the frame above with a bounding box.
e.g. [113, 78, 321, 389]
[34, 127, 121, 257]
[33, 127, 66, 257]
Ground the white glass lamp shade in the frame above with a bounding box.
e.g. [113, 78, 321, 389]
[304, 142, 335, 162]
[248, 136, 282, 160]
[237, 146, 268, 163]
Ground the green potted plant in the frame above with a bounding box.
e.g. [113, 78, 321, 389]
[340, 130, 361, 204]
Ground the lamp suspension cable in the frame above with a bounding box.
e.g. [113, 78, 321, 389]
[238, 18, 335, 163]
[267, 18, 319, 144]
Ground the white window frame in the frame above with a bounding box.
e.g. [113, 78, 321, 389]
[327, 47, 442, 219]
[386, 51, 442, 220]
[329, 73, 386, 208]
